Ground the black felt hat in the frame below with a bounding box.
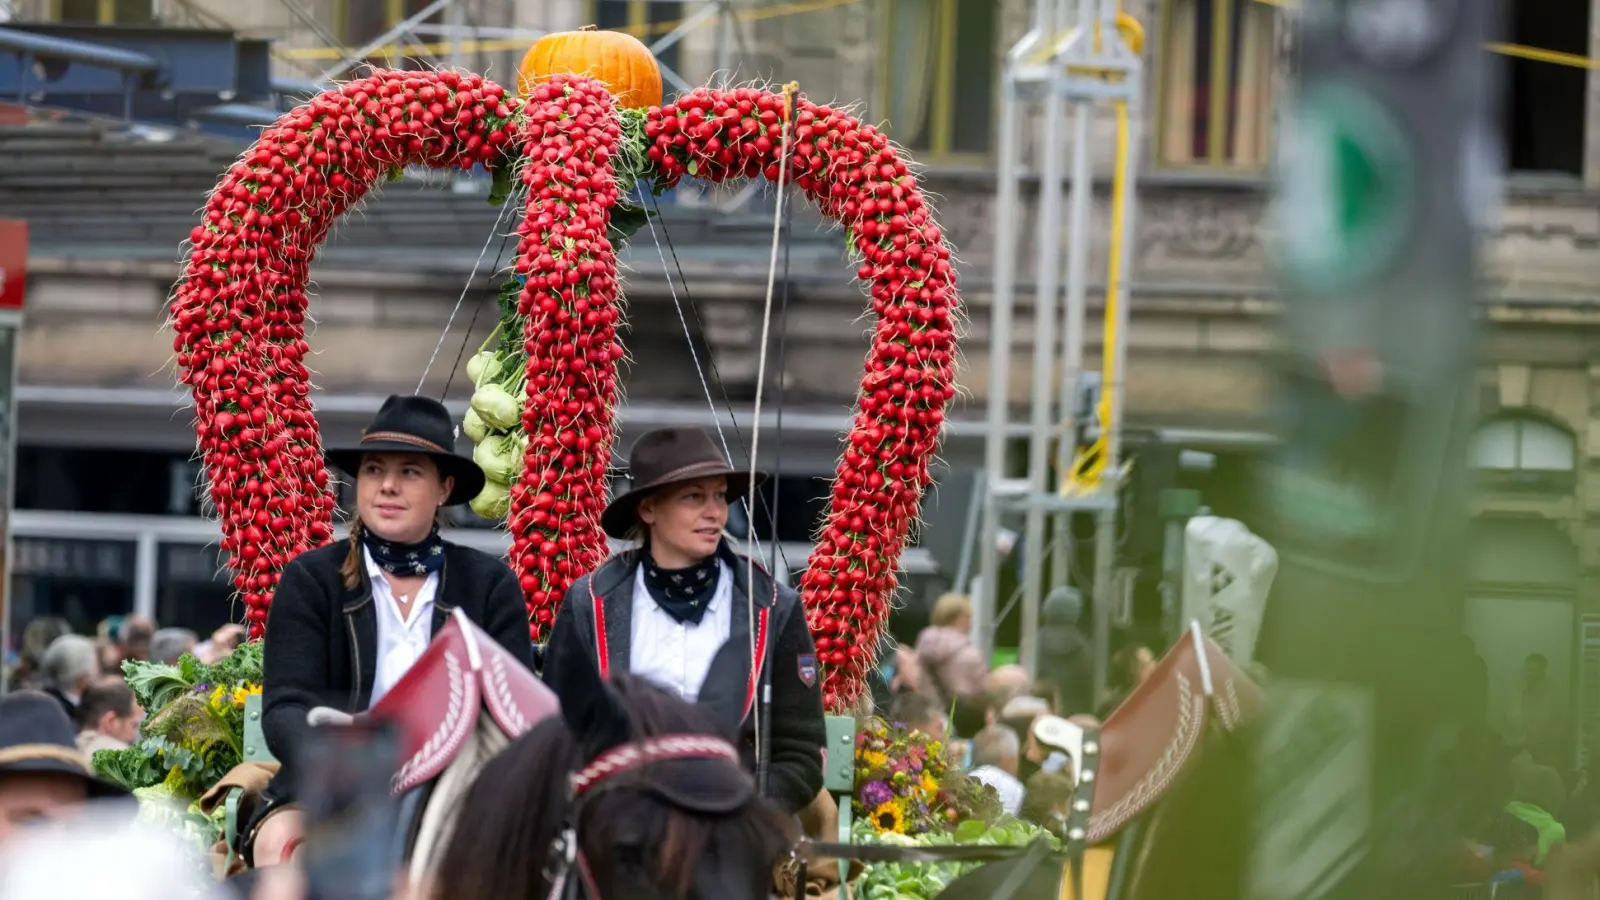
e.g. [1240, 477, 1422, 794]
[0, 691, 129, 797]
[601, 427, 767, 539]
[325, 394, 486, 506]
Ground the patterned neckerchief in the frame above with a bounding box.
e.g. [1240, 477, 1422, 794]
[641, 551, 719, 626]
[363, 525, 446, 577]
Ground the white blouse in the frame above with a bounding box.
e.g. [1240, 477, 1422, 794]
[628, 559, 733, 701]
[365, 548, 438, 708]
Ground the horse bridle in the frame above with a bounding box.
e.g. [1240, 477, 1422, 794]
[544, 733, 744, 900]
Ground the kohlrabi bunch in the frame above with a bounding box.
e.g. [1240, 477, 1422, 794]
[463, 275, 529, 520]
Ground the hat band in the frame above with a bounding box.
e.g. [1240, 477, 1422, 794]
[361, 431, 449, 454]
[0, 743, 91, 774]
[636, 460, 734, 490]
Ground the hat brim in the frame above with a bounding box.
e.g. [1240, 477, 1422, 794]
[600, 463, 768, 540]
[0, 755, 131, 798]
[327, 442, 486, 507]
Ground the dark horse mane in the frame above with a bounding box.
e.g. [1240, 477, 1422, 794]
[428, 644, 796, 900]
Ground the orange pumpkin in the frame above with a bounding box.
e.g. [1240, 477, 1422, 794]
[517, 26, 663, 110]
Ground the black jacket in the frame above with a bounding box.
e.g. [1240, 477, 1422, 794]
[541, 545, 826, 815]
[260, 540, 534, 774]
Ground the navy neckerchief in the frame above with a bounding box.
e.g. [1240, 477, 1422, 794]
[641, 547, 720, 626]
[362, 525, 446, 577]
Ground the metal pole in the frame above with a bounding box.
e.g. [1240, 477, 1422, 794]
[277, 0, 349, 62]
[651, 2, 720, 56]
[717, 0, 734, 87]
[1050, 100, 1093, 594]
[447, 0, 464, 71]
[1090, 77, 1142, 700]
[976, 77, 1024, 664]
[316, 0, 455, 82]
[0, 322, 16, 695]
[1103, 83, 1140, 520]
[1020, 87, 1068, 677]
[133, 531, 158, 622]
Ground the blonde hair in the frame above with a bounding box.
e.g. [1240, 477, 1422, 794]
[340, 510, 445, 589]
[930, 592, 973, 628]
[340, 516, 366, 590]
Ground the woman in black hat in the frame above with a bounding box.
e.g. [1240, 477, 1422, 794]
[243, 394, 534, 867]
[540, 426, 826, 815]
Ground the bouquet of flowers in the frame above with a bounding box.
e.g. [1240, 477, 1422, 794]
[853, 717, 1001, 836]
[90, 641, 265, 848]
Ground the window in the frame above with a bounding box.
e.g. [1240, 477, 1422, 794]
[1155, 0, 1276, 170]
[1471, 413, 1576, 492]
[55, 0, 154, 24]
[590, 1, 685, 88]
[1471, 416, 1576, 472]
[879, 0, 998, 159]
[1501, 0, 1588, 176]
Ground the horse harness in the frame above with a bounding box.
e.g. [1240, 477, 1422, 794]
[545, 733, 746, 900]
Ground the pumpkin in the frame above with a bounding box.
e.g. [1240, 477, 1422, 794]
[517, 25, 663, 110]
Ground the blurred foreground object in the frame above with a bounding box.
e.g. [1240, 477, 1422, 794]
[0, 806, 227, 900]
[1180, 517, 1277, 665]
[1244, 0, 1505, 897]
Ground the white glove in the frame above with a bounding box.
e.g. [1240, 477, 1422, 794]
[306, 707, 355, 727]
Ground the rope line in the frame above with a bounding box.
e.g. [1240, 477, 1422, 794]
[636, 182, 736, 467]
[746, 81, 799, 787]
[417, 193, 518, 395]
[769, 103, 799, 576]
[641, 189, 791, 576]
[441, 196, 520, 404]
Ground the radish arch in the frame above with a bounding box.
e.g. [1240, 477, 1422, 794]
[172, 71, 959, 712]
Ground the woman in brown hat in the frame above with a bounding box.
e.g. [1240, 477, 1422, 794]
[242, 394, 534, 868]
[541, 426, 826, 815]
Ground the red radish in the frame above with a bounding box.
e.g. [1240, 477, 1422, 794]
[174, 74, 961, 712]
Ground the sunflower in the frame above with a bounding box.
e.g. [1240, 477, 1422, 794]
[870, 801, 906, 834]
[232, 683, 263, 709]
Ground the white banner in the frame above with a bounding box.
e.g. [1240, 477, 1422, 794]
[1181, 516, 1278, 665]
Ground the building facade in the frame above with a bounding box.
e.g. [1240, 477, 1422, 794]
[7, 0, 1600, 698]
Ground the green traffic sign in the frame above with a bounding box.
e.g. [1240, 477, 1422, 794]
[1273, 82, 1418, 291]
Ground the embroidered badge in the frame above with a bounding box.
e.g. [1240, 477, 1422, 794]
[797, 654, 818, 688]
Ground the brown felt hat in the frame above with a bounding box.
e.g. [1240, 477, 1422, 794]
[600, 427, 766, 540]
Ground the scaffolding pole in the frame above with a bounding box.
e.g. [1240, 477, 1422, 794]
[980, 0, 1142, 687]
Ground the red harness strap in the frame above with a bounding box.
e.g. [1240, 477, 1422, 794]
[589, 576, 610, 679]
[589, 557, 776, 719]
[742, 607, 769, 719]
[571, 734, 742, 796]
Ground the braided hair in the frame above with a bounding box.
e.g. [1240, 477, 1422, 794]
[340, 517, 365, 590]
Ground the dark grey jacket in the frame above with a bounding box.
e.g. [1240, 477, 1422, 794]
[541, 544, 826, 814]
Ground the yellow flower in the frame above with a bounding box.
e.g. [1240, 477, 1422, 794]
[232, 684, 262, 709]
[860, 750, 889, 769]
[870, 801, 905, 834]
[208, 685, 229, 712]
[921, 772, 938, 794]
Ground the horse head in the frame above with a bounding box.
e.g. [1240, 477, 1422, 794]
[439, 641, 790, 900]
